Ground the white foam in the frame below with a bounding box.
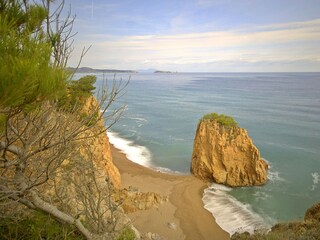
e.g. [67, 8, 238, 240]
[265, 160, 285, 182]
[107, 131, 152, 167]
[128, 116, 148, 122]
[311, 172, 319, 191]
[202, 183, 270, 236]
[152, 166, 184, 175]
[127, 116, 147, 128]
[253, 191, 270, 201]
[169, 135, 186, 142]
[268, 170, 285, 182]
[107, 131, 184, 175]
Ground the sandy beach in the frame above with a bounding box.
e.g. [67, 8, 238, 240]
[111, 145, 230, 240]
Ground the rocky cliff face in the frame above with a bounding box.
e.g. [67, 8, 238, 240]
[80, 96, 121, 188]
[51, 96, 135, 238]
[191, 119, 268, 187]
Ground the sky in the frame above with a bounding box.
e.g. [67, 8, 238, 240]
[60, 0, 320, 72]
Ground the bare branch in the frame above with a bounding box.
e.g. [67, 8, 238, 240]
[0, 1, 133, 239]
[30, 190, 94, 239]
[0, 141, 23, 156]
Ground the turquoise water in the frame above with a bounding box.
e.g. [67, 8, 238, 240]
[85, 72, 319, 234]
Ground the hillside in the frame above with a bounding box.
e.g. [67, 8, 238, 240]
[68, 67, 138, 74]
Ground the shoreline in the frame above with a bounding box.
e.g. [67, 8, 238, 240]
[110, 145, 230, 240]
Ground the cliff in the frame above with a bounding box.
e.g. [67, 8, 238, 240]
[49, 96, 136, 238]
[0, 94, 137, 239]
[191, 115, 268, 187]
[79, 96, 121, 188]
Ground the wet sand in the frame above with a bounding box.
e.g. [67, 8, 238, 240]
[111, 145, 230, 240]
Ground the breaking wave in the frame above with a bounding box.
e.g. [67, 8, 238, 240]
[107, 131, 153, 167]
[202, 183, 271, 236]
[107, 131, 183, 175]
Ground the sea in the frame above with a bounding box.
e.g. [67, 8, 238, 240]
[77, 72, 320, 235]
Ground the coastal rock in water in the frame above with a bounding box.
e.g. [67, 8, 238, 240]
[191, 116, 268, 187]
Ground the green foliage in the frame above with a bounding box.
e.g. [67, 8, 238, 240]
[69, 75, 96, 98]
[0, 0, 68, 109]
[201, 112, 238, 128]
[58, 75, 97, 111]
[0, 114, 6, 132]
[0, 211, 85, 240]
[117, 227, 136, 240]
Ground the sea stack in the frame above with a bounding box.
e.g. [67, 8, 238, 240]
[191, 113, 268, 187]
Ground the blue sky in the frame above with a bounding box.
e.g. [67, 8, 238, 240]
[61, 0, 320, 72]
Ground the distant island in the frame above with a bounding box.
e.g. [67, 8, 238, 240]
[67, 67, 138, 74]
[67, 67, 177, 74]
[154, 70, 177, 74]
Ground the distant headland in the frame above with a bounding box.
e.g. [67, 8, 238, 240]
[67, 67, 138, 74]
[154, 70, 177, 74]
[67, 67, 179, 74]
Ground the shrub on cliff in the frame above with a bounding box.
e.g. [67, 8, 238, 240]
[0, 211, 84, 240]
[202, 112, 238, 128]
[59, 75, 97, 111]
[231, 203, 320, 240]
[69, 75, 96, 98]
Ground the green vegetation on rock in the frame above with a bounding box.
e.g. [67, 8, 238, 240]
[69, 75, 96, 98]
[201, 112, 238, 128]
[117, 227, 136, 240]
[232, 203, 320, 240]
[0, 211, 84, 240]
[59, 75, 97, 111]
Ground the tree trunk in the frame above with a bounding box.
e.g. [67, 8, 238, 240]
[30, 191, 94, 240]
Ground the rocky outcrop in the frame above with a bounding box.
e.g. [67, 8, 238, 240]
[112, 186, 168, 213]
[191, 118, 268, 187]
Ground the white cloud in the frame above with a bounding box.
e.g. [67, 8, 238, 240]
[69, 18, 320, 71]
